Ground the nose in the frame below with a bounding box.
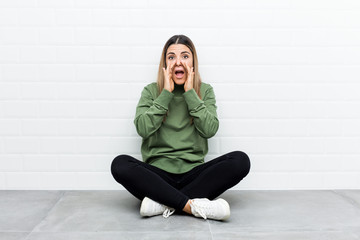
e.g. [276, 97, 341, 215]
[176, 57, 181, 66]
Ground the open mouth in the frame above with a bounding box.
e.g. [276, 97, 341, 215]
[174, 70, 185, 78]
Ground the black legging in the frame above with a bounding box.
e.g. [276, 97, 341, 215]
[111, 151, 250, 211]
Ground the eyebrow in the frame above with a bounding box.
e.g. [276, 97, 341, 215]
[167, 51, 191, 55]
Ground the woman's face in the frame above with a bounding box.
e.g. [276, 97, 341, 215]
[165, 44, 193, 85]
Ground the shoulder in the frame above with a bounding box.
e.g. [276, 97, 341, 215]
[200, 82, 215, 96]
[144, 82, 158, 90]
[200, 82, 214, 91]
[142, 82, 159, 98]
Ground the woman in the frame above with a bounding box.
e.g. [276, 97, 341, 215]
[111, 35, 250, 220]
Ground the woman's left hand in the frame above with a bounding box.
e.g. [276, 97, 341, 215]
[183, 61, 194, 92]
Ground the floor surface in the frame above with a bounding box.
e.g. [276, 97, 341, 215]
[0, 190, 360, 239]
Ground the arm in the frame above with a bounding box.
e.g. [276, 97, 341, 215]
[134, 86, 174, 139]
[183, 86, 219, 138]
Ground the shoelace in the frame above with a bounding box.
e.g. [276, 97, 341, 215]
[190, 200, 212, 220]
[162, 208, 175, 218]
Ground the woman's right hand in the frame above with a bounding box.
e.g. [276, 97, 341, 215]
[162, 62, 175, 92]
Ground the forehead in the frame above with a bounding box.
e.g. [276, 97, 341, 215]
[166, 44, 192, 54]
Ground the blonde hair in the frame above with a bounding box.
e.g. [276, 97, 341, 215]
[156, 35, 202, 124]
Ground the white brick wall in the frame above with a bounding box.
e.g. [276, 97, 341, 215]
[1, 0, 360, 190]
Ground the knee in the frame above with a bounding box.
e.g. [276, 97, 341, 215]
[110, 154, 134, 181]
[227, 150, 251, 179]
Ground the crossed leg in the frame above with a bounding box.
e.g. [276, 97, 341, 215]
[110, 151, 251, 212]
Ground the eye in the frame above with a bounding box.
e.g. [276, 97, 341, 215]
[183, 55, 189, 59]
[168, 56, 174, 60]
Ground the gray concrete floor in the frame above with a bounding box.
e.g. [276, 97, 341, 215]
[1, 190, 360, 240]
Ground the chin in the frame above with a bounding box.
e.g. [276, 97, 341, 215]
[174, 79, 185, 85]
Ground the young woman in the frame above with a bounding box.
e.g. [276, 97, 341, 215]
[111, 35, 250, 220]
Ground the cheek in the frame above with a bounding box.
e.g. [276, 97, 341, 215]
[166, 59, 175, 68]
[184, 58, 193, 67]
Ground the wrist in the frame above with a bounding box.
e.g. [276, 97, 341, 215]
[185, 86, 193, 92]
[164, 87, 173, 93]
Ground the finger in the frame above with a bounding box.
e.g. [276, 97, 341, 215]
[163, 67, 169, 78]
[182, 63, 188, 76]
[168, 62, 174, 74]
[166, 63, 170, 75]
[182, 61, 188, 72]
[186, 63, 192, 74]
[187, 64, 192, 76]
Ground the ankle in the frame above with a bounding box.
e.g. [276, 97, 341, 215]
[182, 199, 193, 214]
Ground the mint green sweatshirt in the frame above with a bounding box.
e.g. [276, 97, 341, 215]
[134, 82, 219, 174]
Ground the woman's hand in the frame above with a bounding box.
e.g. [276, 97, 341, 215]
[183, 61, 194, 92]
[162, 62, 175, 92]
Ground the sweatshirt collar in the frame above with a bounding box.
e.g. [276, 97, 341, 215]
[173, 83, 185, 96]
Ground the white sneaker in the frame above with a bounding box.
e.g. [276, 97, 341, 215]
[140, 197, 175, 218]
[189, 198, 230, 220]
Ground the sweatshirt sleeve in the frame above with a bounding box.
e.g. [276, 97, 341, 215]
[183, 86, 219, 138]
[134, 86, 174, 139]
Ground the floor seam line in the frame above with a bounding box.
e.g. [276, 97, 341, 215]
[208, 219, 213, 240]
[332, 190, 360, 210]
[23, 190, 66, 240]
